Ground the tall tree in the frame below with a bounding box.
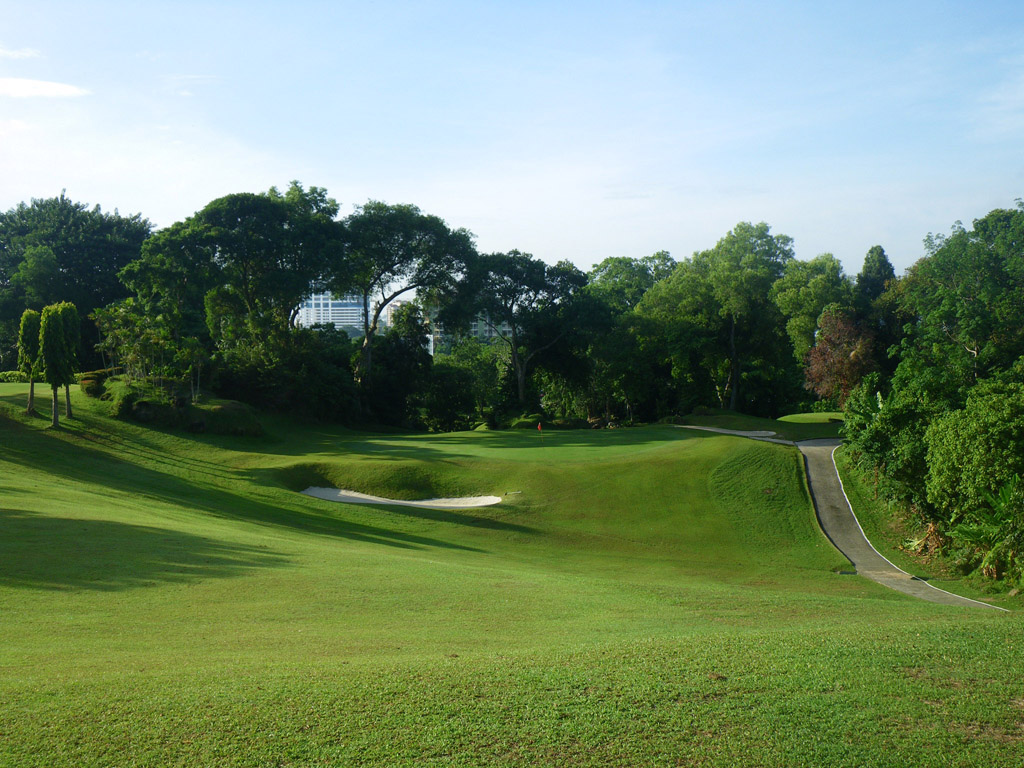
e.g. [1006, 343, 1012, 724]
[770, 253, 854, 362]
[17, 309, 41, 414]
[854, 245, 901, 374]
[118, 219, 219, 348]
[39, 302, 77, 428]
[587, 251, 676, 313]
[472, 251, 587, 408]
[11, 246, 61, 307]
[700, 222, 794, 410]
[855, 245, 896, 311]
[120, 182, 343, 368]
[898, 206, 1024, 393]
[804, 304, 875, 406]
[59, 303, 80, 418]
[637, 257, 731, 411]
[197, 189, 336, 339]
[335, 201, 476, 385]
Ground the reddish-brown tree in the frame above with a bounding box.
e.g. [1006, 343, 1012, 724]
[804, 304, 875, 406]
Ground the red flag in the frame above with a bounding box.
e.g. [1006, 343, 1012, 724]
[537, 422, 542, 431]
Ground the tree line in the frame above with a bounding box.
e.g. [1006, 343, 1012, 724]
[2, 185, 1021, 584]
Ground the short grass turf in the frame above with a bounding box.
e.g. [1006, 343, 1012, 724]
[681, 409, 843, 441]
[1, 384, 1021, 767]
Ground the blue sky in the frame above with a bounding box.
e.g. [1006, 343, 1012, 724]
[2, 1, 1023, 275]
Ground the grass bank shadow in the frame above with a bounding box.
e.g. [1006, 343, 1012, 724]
[0, 416, 485, 554]
[0, 508, 289, 591]
[355, 503, 537, 534]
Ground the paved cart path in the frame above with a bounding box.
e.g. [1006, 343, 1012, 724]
[678, 427, 1005, 611]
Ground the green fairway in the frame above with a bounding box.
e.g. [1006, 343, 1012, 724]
[1, 383, 1021, 767]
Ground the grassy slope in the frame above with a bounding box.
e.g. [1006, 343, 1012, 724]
[1, 385, 1021, 767]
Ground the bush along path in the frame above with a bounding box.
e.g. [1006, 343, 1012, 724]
[679, 427, 1006, 611]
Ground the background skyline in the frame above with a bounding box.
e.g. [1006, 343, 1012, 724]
[2, 1, 1023, 276]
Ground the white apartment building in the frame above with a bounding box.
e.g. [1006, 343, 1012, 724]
[296, 292, 504, 355]
[295, 293, 366, 330]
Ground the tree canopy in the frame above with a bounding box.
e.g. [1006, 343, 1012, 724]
[336, 200, 476, 386]
[471, 251, 587, 408]
[0, 194, 151, 368]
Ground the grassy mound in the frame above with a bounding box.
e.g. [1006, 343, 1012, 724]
[276, 458, 481, 500]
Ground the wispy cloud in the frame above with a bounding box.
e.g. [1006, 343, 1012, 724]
[975, 68, 1024, 139]
[0, 77, 90, 98]
[163, 74, 219, 98]
[0, 46, 41, 59]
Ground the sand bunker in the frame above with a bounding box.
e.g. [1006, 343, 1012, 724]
[675, 425, 796, 445]
[302, 488, 501, 509]
[676, 425, 778, 437]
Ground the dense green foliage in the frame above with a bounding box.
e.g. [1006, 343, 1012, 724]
[843, 204, 1024, 585]
[17, 308, 41, 412]
[38, 302, 79, 427]
[0, 194, 151, 369]
[0, 189, 884, 429]
[340, 200, 476, 387]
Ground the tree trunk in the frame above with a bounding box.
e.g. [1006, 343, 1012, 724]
[51, 385, 59, 428]
[356, 293, 380, 386]
[359, 334, 374, 386]
[64, 384, 73, 418]
[728, 314, 739, 411]
[510, 343, 528, 408]
[27, 377, 35, 414]
[515, 362, 527, 408]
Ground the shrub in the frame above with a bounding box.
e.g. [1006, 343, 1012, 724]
[924, 372, 1024, 582]
[552, 417, 589, 429]
[509, 414, 548, 430]
[0, 370, 29, 383]
[419, 363, 476, 433]
[75, 368, 117, 385]
[195, 400, 263, 437]
[79, 378, 106, 398]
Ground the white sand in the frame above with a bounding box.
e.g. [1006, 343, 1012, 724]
[675, 425, 795, 445]
[676, 425, 778, 437]
[302, 487, 501, 509]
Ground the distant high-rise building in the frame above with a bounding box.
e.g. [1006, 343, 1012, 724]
[428, 312, 511, 355]
[384, 299, 411, 328]
[295, 293, 366, 331]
